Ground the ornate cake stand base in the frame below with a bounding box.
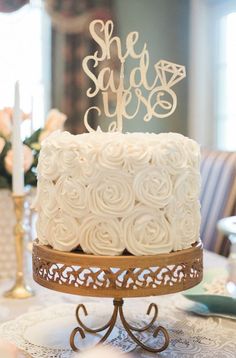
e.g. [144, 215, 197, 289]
[70, 298, 169, 353]
[33, 241, 203, 353]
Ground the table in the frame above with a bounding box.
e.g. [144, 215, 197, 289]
[0, 251, 235, 358]
[218, 216, 236, 297]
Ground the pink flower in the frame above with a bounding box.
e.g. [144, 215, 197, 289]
[0, 108, 30, 140]
[0, 109, 12, 138]
[45, 109, 67, 132]
[0, 137, 5, 155]
[4, 145, 34, 174]
[39, 109, 67, 143]
[4, 107, 30, 121]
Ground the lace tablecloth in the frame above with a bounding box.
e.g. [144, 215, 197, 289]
[0, 251, 235, 358]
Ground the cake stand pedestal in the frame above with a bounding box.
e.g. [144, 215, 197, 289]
[32, 241, 203, 353]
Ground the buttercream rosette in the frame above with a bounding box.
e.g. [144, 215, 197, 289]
[122, 206, 172, 255]
[55, 175, 88, 218]
[37, 142, 59, 181]
[79, 215, 124, 255]
[174, 168, 201, 202]
[151, 133, 188, 175]
[59, 146, 97, 181]
[34, 178, 58, 217]
[88, 172, 135, 217]
[44, 210, 80, 251]
[133, 166, 173, 208]
[166, 199, 201, 251]
[98, 134, 125, 170]
[123, 135, 151, 173]
[184, 137, 201, 169]
[36, 212, 50, 246]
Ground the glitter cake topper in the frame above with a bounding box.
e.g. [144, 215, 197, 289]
[82, 20, 186, 132]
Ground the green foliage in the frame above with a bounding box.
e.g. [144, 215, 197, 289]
[0, 128, 43, 190]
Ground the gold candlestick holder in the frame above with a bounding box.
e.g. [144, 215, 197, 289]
[4, 195, 34, 299]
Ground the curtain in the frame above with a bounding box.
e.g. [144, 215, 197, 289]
[46, 0, 115, 134]
[0, 0, 28, 12]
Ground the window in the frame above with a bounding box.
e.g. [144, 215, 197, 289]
[188, 0, 236, 151]
[0, 1, 51, 138]
[216, 12, 236, 150]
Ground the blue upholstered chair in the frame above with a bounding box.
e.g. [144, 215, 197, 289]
[200, 148, 236, 256]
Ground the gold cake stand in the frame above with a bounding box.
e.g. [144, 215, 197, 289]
[32, 241, 203, 353]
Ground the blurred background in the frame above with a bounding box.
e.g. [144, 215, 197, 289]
[0, 0, 235, 150]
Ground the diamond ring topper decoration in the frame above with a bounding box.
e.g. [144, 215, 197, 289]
[82, 20, 186, 132]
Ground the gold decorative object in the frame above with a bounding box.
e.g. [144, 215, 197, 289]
[70, 298, 169, 353]
[33, 241, 203, 352]
[4, 195, 34, 299]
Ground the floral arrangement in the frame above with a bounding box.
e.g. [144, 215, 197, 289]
[0, 108, 67, 190]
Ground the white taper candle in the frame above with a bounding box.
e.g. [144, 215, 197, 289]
[12, 81, 24, 195]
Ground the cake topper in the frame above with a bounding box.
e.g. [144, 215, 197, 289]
[82, 20, 186, 132]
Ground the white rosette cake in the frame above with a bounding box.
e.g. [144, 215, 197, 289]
[34, 130, 201, 256]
